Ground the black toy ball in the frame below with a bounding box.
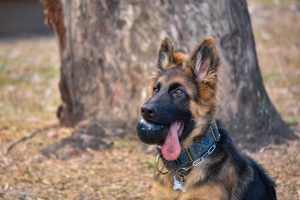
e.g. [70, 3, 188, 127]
[136, 118, 168, 145]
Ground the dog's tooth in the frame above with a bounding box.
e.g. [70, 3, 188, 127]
[177, 121, 182, 130]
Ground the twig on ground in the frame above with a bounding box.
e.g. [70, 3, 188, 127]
[5, 124, 58, 155]
[0, 190, 38, 197]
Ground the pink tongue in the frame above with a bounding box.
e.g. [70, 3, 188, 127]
[161, 121, 181, 161]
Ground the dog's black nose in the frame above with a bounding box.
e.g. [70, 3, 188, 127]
[141, 103, 157, 119]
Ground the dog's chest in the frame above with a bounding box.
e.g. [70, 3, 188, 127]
[153, 169, 228, 200]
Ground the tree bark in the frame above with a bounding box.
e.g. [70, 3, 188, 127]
[43, 0, 296, 150]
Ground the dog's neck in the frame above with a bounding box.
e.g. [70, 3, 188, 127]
[157, 121, 220, 170]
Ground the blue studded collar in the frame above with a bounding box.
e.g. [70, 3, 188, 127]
[157, 121, 220, 170]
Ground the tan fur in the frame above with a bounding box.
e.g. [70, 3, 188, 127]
[150, 72, 197, 102]
[153, 158, 241, 200]
[148, 78, 156, 96]
[184, 101, 210, 146]
[165, 75, 197, 97]
[166, 64, 176, 70]
[157, 75, 169, 84]
[198, 74, 218, 106]
[148, 70, 161, 96]
[153, 167, 230, 200]
[174, 52, 189, 65]
[226, 166, 238, 194]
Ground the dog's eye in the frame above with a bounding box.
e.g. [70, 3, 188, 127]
[153, 87, 159, 94]
[173, 89, 183, 97]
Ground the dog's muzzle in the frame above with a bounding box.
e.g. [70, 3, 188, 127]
[136, 118, 168, 144]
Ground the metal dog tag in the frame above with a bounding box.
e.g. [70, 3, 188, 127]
[173, 174, 186, 192]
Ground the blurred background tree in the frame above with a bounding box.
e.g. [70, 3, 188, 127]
[43, 0, 296, 150]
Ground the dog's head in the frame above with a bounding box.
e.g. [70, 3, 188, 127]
[137, 36, 220, 161]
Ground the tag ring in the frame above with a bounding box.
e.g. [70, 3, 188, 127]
[155, 154, 169, 175]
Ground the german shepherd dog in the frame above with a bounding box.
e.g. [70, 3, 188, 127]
[136, 36, 276, 199]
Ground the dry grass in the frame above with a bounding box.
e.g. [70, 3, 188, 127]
[0, 0, 300, 199]
[0, 36, 60, 127]
[0, 127, 154, 199]
[249, 0, 300, 124]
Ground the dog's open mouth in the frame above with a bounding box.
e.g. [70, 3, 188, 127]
[136, 119, 184, 161]
[157, 121, 184, 161]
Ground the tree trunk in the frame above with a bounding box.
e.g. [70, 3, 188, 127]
[43, 0, 296, 150]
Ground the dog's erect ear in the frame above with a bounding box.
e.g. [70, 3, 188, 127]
[157, 36, 174, 70]
[187, 37, 219, 81]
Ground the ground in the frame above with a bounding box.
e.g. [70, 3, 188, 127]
[0, 0, 299, 199]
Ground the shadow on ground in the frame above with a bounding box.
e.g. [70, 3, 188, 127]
[41, 120, 133, 159]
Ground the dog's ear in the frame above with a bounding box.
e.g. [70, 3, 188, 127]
[187, 37, 219, 82]
[187, 37, 220, 112]
[157, 36, 174, 70]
